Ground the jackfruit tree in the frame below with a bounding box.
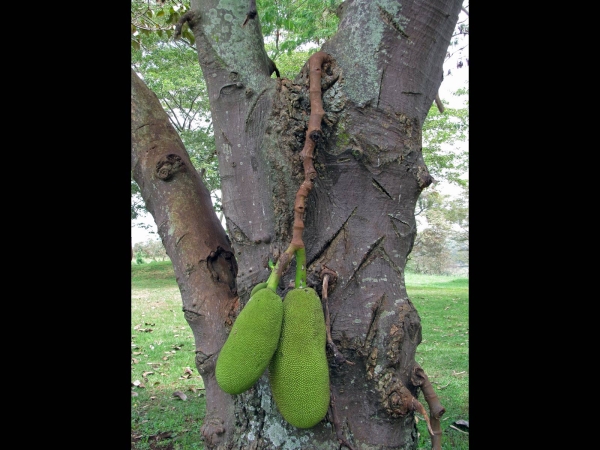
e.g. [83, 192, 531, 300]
[131, 0, 464, 448]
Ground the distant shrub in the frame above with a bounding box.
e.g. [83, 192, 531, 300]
[133, 238, 168, 262]
[135, 252, 145, 265]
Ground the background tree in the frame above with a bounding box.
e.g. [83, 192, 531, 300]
[132, 1, 465, 448]
[133, 239, 170, 262]
[131, 0, 468, 234]
[257, 0, 341, 58]
[409, 179, 469, 275]
[414, 26, 468, 274]
[422, 101, 468, 188]
[444, 182, 469, 270]
[132, 0, 222, 233]
[131, 178, 147, 221]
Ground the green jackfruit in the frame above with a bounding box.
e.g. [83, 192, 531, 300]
[216, 288, 283, 395]
[269, 287, 330, 428]
[250, 281, 268, 297]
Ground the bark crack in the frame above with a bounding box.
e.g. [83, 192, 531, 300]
[377, 5, 409, 38]
[388, 214, 410, 227]
[329, 387, 356, 450]
[176, 233, 188, 247]
[377, 67, 385, 109]
[227, 218, 251, 244]
[389, 213, 415, 257]
[245, 85, 270, 131]
[379, 246, 404, 277]
[363, 294, 385, 353]
[307, 206, 357, 267]
[346, 235, 385, 285]
[371, 177, 393, 200]
[242, 0, 257, 27]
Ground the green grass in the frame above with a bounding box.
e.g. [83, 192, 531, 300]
[407, 272, 469, 449]
[131, 261, 468, 449]
[131, 261, 206, 450]
[131, 259, 178, 289]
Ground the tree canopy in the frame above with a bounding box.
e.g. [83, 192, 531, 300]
[131, 0, 469, 213]
[131, 1, 469, 276]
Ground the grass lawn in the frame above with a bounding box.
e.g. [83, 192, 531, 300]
[131, 261, 468, 449]
[406, 273, 469, 449]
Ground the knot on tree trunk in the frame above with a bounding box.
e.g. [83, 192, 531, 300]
[207, 246, 238, 293]
[195, 349, 214, 375]
[417, 165, 434, 189]
[156, 154, 185, 180]
[376, 372, 410, 417]
[200, 417, 225, 448]
[386, 385, 414, 417]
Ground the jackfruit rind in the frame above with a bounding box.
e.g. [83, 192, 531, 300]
[269, 287, 330, 428]
[216, 288, 283, 395]
[250, 281, 268, 297]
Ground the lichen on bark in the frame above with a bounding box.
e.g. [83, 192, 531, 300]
[151, 1, 465, 448]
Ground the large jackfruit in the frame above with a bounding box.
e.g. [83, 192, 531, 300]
[216, 287, 283, 395]
[269, 287, 330, 428]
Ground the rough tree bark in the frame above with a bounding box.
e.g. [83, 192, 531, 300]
[131, 70, 240, 441]
[132, 0, 462, 448]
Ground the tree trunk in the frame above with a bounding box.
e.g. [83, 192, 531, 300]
[131, 68, 241, 447]
[134, 0, 463, 448]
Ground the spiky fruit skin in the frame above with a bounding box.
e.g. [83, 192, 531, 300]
[216, 288, 283, 395]
[269, 287, 330, 428]
[250, 281, 268, 297]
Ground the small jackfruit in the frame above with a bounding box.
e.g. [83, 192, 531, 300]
[216, 288, 283, 395]
[269, 287, 330, 428]
[250, 281, 268, 297]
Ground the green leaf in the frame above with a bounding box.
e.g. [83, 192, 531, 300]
[183, 30, 195, 46]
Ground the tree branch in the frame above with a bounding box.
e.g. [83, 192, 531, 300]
[434, 92, 445, 113]
[242, 0, 257, 27]
[412, 363, 446, 450]
[268, 52, 331, 285]
[174, 10, 198, 40]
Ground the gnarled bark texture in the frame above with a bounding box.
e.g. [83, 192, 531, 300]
[133, 0, 462, 448]
[131, 69, 240, 445]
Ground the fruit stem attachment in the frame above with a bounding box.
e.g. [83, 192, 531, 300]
[266, 262, 282, 291]
[265, 243, 303, 291]
[294, 248, 306, 288]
